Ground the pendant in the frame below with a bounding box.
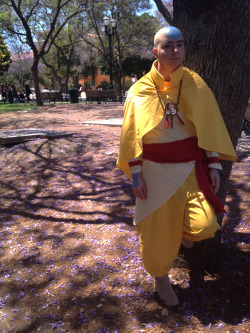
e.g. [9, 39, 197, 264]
[165, 102, 185, 129]
[165, 102, 177, 116]
[165, 102, 177, 128]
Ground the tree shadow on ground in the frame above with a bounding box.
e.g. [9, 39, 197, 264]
[0, 126, 248, 332]
[0, 135, 134, 228]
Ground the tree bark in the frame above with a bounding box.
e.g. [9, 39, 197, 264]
[31, 59, 43, 106]
[173, 0, 249, 204]
[156, 0, 250, 272]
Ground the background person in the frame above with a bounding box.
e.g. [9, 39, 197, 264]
[131, 74, 137, 85]
[19, 91, 25, 103]
[11, 84, 19, 102]
[25, 84, 32, 103]
[1, 86, 7, 103]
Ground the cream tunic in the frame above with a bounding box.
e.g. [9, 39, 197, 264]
[133, 104, 197, 225]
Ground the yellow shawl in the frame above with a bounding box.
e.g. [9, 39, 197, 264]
[117, 61, 237, 178]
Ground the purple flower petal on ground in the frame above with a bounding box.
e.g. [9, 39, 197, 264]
[49, 323, 57, 330]
[17, 291, 25, 298]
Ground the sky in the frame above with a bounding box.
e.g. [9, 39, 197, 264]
[149, 0, 157, 11]
[138, 0, 158, 15]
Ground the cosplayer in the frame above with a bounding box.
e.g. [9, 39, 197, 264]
[117, 26, 236, 307]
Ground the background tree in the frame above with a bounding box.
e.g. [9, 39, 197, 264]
[121, 55, 153, 80]
[77, 0, 160, 93]
[41, 24, 81, 93]
[79, 46, 99, 88]
[154, 0, 250, 271]
[0, 34, 11, 76]
[4, 42, 33, 89]
[0, 0, 87, 105]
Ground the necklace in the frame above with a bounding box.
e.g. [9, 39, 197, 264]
[154, 79, 184, 129]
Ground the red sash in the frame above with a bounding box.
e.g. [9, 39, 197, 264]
[143, 137, 225, 215]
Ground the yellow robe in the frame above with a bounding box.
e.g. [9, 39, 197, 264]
[117, 61, 237, 178]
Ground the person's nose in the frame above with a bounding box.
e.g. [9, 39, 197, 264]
[173, 45, 178, 53]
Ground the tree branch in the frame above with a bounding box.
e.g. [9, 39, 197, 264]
[153, 0, 174, 25]
[10, 0, 38, 55]
[42, 4, 86, 56]
[24, 0, 40, 22]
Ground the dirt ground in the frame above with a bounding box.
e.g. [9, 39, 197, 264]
[0, 103, 249, 333]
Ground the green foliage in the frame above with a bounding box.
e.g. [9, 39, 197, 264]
[0, 71, 15, 87]
[6, 51, 33, 89]
[81, 61, 98, 79]
[0, 34, 12, 76]
[0, 0, 88, 104]
[78, 0, 161, 90]
[84, 81, 91, 90]
[41, 25, 80, 92]
[122, 56, 153, 78]
[0, 0, 162, 97]
[0, 0, 87, 52]
[100, 79, 109, 90]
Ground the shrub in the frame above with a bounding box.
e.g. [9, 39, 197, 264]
[100, 80, 109, 90]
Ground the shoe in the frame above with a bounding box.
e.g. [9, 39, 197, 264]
[155, 274, 179, 306]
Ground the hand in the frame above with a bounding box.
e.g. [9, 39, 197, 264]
[209, 168, 220, 194]
[132, 172, 147, 200]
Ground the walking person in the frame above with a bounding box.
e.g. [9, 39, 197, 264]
[117, 26, 236, 307]
[25, 84, 32, 103]
[1, 86, 6, 103]
[11, 84, 19, 102]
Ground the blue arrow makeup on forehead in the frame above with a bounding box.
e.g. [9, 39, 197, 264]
[165, 26, 182, 41]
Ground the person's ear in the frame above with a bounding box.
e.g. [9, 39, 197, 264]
[153, 47, 158, 58]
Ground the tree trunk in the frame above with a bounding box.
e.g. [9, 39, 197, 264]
[91, 76, 95, 87]
[31, 59, 43, 106]
[122, 76, 126, 95]
[169, 0, 250, 272]
[65, 62, 71, 94]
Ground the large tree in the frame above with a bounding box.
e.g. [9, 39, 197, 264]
[0, 34, 11, 76]
[4, 42, 33, 89]
[0, 0, 87, 105]
[77, 0, 159, 93]
[41, 24, 80, 93]
[154, 0, 250, 271]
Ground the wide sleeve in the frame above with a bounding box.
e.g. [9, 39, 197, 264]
[116, 97, 143, 179]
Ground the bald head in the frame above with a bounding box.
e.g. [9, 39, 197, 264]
[154, 26, 183, 47]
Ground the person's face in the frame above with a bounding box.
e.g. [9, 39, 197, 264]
[153, 34, 185, 72]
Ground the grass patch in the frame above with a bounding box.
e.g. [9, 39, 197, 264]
[0, 102, 40, 114]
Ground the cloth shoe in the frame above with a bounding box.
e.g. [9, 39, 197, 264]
[155, 274, 179, 306]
